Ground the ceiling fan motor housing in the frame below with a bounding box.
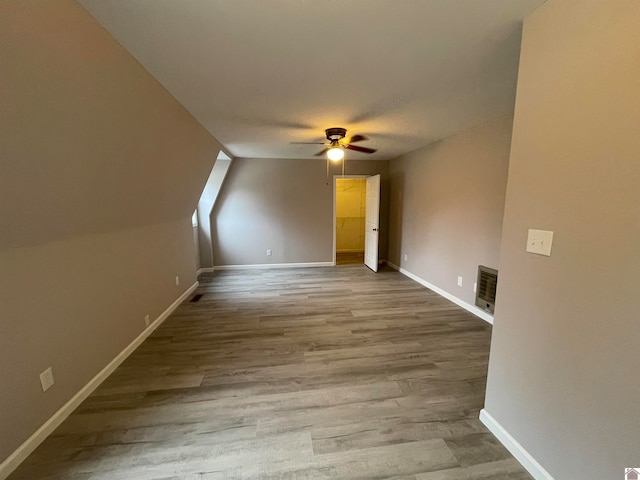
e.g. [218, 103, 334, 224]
[325, 127, 347, 142]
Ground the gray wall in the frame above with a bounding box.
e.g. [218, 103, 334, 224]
[388, 116, 513, 307]
[0, 0, 224, 463]
[212, 158, 389, 266]
[484, 1, 640, 479]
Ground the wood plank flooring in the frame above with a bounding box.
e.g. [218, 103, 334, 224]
[335, 252, 364, 265]
[8, 265, 532, 479]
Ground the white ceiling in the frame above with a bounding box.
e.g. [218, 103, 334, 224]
[78, 0, 545, 160]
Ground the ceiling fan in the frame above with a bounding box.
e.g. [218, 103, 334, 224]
[292, 127, 377, 161]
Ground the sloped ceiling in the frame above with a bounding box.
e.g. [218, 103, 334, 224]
[0, 1, 225, 248]
[78, 0, 545, 160]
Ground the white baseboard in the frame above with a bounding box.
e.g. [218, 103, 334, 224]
[479, 409, 554, 480]
[0, 281, 199, 480]
[213, 261, 334, 270]
[386, 262, 493, 324]
[197, 267, 215, 275]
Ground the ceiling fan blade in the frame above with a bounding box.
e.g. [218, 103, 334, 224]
[314, 147, 330, 157]
[290, 142, 327, 145]
[347, 134, 368, 144]
[345, 144, 376, 154]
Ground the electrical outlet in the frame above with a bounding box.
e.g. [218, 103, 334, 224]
[457, 276, 463, 287]
[526, 229, 554, 256]
[144, 314, 150, 327]
[266, 249, 272, 256]
[175, 276, 180, 286]
[39, 367, 55, 392]
[473, 282, 477, 293]
[403, 254, 408, 262]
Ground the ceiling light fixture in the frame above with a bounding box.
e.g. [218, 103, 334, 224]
[327, 146, 344, 162]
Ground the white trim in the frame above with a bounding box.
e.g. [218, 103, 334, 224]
[213, 262, 334, 270]
[479, 409, 555, 480]
[386, 262, 493, 324]
[0, 282, 199, 480]
[333, 176, 336, 265]
[197, 267, 215, 275]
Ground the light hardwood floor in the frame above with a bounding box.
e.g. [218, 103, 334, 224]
[335, 252, 364, 265]
[9, 265, 532, 479]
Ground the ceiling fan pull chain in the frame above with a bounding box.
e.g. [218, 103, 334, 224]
[342, 156, 345, 178]
[326, 156, 330, 185]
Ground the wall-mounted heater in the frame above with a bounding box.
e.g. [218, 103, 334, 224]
[475, 265, 498, 314]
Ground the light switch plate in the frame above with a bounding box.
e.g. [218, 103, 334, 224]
[526, 229, 554, 256]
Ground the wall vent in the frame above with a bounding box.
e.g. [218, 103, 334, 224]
[475, 265, 498, 314]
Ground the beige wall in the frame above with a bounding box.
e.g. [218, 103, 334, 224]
[0, 0, 222, 248]
[212, 158, 388, 266]
[336, 179, 366, 252]
[484, 1, 640, 479]
[388, 115, 513, 307]
[0, 220, 198, 461]
[0, 0, 223, 464]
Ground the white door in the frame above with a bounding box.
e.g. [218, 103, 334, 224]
[364, 174, 381, 272]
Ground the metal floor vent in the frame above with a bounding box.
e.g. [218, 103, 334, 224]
[190, 294, 204, 303]
[475, 265, 498, 314]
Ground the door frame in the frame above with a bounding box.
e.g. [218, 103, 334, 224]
[332, 174, 370, 266]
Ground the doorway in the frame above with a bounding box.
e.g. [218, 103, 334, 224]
[334, 176, 367, 265]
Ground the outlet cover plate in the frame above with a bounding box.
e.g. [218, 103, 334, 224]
[526, 229, 554, 256]
[40, 367, 54, 392]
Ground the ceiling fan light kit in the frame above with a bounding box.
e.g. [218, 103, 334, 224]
[291, 127, 377, 160]
[327, 147, 344, 162]
[290, 127, 377, 182]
